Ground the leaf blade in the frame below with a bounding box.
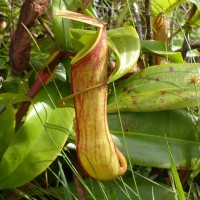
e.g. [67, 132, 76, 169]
[107, 26, 140, 83]
[108, 110, 200, 170]
[108, 63, 200, 112]
[0, 84, 74, 189]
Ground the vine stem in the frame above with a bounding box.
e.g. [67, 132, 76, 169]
[56, 80, 108, 108]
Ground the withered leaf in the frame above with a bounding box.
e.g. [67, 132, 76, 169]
[9, 0, 48, 75]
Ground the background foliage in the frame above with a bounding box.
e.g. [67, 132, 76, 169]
[0, 0, 200, 199]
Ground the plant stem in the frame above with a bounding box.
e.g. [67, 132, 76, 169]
[145, 0, 153, 66]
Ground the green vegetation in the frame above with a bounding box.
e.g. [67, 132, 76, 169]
[0, 0, 200, 199]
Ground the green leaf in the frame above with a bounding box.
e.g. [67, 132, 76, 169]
[46, 176, 176, 199]
[69, 28, 95, 52]
[141, 40, 183, 63]
[108, 110, 200, 170]
[0, 101, 15, 161]
[0, 94, 31, 160]
[188, 8, 200, 27]
[58, 161, 73, 200]
[107, 26, 140, 83]
[151, 0, 187, 15]
[0, 93, 30, 111]
[52, 0, 73, 50]
[67, 177, 176, 199]
[108, 63, 200, 112]
[166, 140, 186, 200]
[0, 84, 74, 189]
